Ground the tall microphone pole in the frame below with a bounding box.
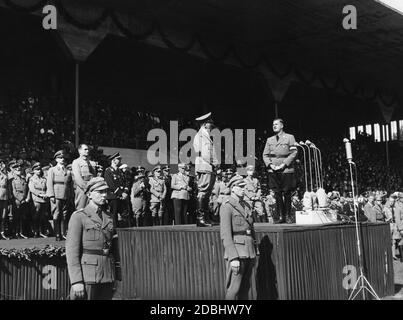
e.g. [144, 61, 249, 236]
[295, 143, 308, 192]
[300, 141, 313, 192]
[343, 138, 379, 300]
[306, 140, 318, 191]
[312, 144, 323, 188]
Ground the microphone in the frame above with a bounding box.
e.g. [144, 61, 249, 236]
[343, 138, 353, 161]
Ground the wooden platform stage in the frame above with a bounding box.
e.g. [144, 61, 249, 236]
[117, 222, 395, 300]
[0, 222, 395, 300]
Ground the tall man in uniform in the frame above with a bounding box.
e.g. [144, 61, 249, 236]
[10, 163, 29, 239]
[243, 165, 266, 222]
[220, 174, 257, 300]
[149, 165, 167, 226]
[104, 153, 128, 228]
[193, 112, 220, 227]
[46, 150, 73, 241]
[28, 163, 48, 238]
[263, 119, 298, 224]
[131, 171, 150, 227]
[66, 177, 117, 300]
[0, 158, 11, 240]
[171, 163, 192, 225]
[162, 165, 173, 225]
[72, 144, 96, 210]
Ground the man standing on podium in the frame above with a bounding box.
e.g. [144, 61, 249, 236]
[263, 119, 298, 224]
[193, 112, 220, 227]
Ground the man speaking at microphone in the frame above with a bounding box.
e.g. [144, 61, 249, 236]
[262, 119, 298, 223]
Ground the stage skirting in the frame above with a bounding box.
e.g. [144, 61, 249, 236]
[0, 239, 69, 300]
[117, 222, 394, 300]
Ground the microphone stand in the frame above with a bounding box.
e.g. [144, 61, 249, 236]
[346, 156, 380, 300]
[312, 144, 323, 188]
[301, 142, 313, 192]
[295, 144, 308, 192]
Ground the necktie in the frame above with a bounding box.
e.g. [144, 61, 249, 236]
[276, 135, 279, 142]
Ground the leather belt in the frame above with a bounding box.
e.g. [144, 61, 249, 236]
[233, 230, 253, 236]
[82, 249, 110, 256]
[54, 181, 65, 185]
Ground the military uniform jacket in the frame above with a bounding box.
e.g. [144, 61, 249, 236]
[193, 127, 219, 173]
[72, 157, 95, 190]
[171, 173, 190, 200]
[28, 175, 47, 203]
[66, 204, 116, 285]
[104, 167, 128, 200]
[219, 196, 257, 261]
[149, 176, 166, 203]
[244, 177, 261, 202]
[11, 175, 28, 202]
[262, 132, 297, 173]
[0, 171, 11, 201]
[131, 179, 150, 200]
[384, 203, 403, 240]
[46, 165, 73, 200]
[363, 203, 384, 222]
[214, 180, 231, 204]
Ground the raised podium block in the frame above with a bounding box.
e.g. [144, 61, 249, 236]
[296, 210, 334, 225]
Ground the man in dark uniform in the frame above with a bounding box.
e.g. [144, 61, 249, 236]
[220, 174, 257, 300]
[0, 158, 11, 240]
[162, 165, 173, 225]
[130, 172, 150, 227]
[193, 112, 220, 227]
[10, 163, 29, 239]
[262, 119, 298, 223]
[104, 153, 129, 228]
[66, 177, 117, 300]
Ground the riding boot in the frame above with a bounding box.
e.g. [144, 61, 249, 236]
[19, 219, 28, 239]
[196, 198, 212, 227]
[54, 218, 61, 241]
[399, 246, 403, 263]
[61, 219, 67, 240]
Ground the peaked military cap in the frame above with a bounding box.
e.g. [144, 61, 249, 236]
[195, 112, 213, 123]
[32, 162, 41, 171]
[54, 150, 66, 159]
[228, 174, 246, 189]
[108, 152, 122, 161]
[152, 165, 162, 172]
[85, 177, 109, 194]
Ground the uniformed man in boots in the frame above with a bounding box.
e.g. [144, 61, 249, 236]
[262, 119, 298, 224]
[220, 174, 258, 300]
[66, 177, 117, 300]
[243, 165, 266, 222]
[162, 165, 173, 225]
[131, 172, 150, 227]
[10, 163, 29, 239]
[104, 153, 128, 228]
[47, 150, 73, 241]
[213, 168, 233, 222]
[72, 144, 96, 210]
[0, 158, 11, 240]
[193, 112, 220, 227]
[149, 166, 166, 226]
[28, 163, 48, 238]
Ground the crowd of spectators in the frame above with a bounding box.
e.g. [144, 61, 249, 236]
[0, 93, 401, 197]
